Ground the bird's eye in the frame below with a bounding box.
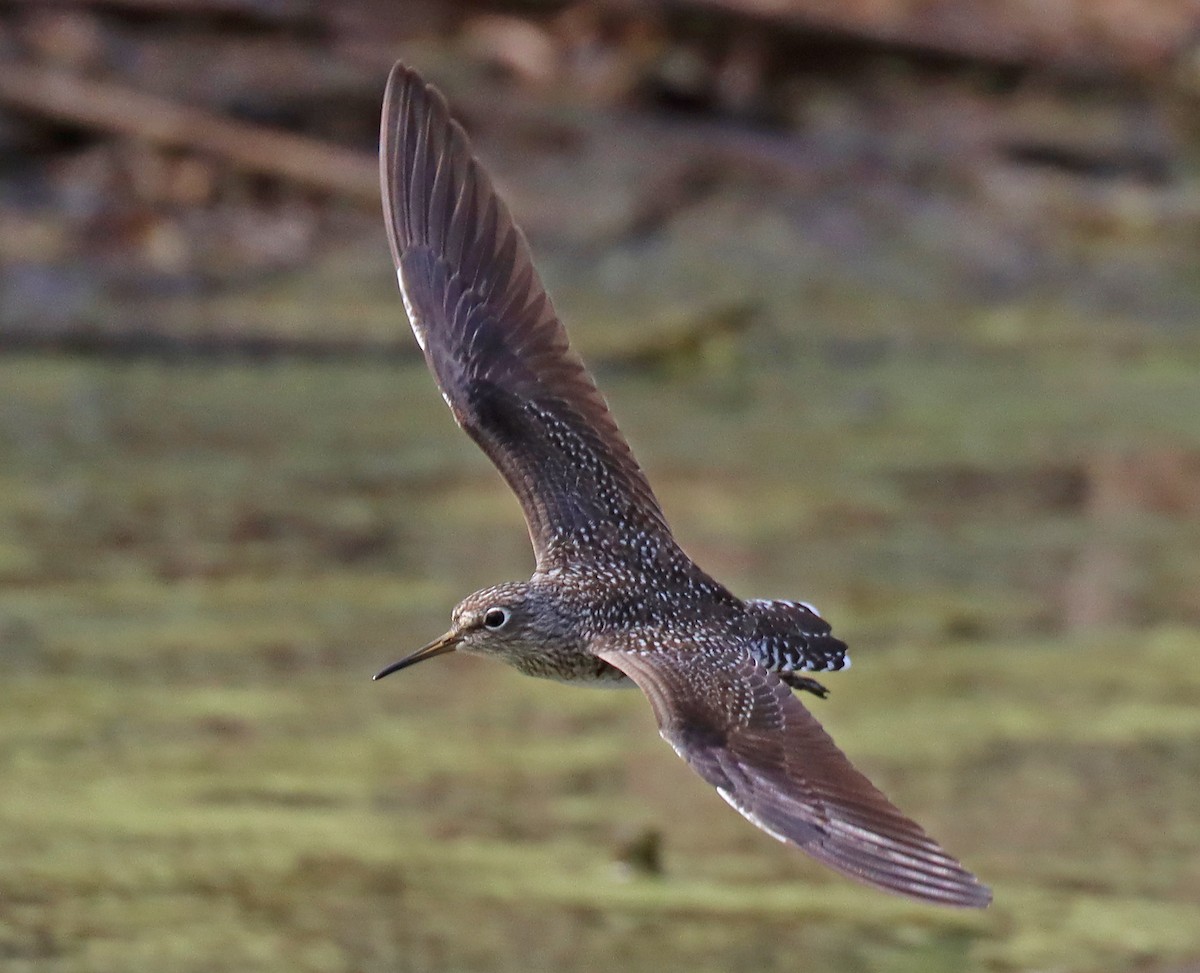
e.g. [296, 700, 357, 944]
[483, 607, 510, 630]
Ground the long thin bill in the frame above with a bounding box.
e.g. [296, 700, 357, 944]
[373, 631, 458, 680]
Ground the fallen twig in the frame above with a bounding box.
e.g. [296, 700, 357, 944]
[4, 0, 320, 24]
[0, 60, 379, 202]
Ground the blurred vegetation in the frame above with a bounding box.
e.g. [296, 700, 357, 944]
[2, 1, 1200, 971]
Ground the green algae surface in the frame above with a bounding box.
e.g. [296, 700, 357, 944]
[1, 354, 1198, 973]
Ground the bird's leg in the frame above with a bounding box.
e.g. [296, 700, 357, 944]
[780, 673, 830, 699]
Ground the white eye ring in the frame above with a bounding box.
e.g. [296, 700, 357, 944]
[483, 607, 510, 630]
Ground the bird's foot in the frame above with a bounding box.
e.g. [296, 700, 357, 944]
[781, 673, 830, 698]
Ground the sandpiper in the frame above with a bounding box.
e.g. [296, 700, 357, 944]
[374, 62, 990, 909]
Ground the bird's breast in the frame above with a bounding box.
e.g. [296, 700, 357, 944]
[507, 647, 633, 687]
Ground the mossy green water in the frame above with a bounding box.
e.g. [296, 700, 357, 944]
[1, 355, 1198, 972]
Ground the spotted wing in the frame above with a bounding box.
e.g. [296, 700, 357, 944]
[380, 63, 673, 571]
[598, 646, 991, 908]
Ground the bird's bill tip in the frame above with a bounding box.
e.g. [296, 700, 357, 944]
[373, 631, 459, 681]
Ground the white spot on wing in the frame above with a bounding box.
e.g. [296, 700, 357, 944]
[717, 787, 790, 845]
[660, 730, 689, 761]
[397, 266, 427, 352]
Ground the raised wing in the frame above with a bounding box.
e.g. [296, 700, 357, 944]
[598, 646, 992, 908]
[380, 63, 673, 571]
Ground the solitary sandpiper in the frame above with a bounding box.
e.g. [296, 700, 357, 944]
[373, 62, 990, 909]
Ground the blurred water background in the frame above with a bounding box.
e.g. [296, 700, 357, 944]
[1, 2, 1199, 971]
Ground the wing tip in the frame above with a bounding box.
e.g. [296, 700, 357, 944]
[919, 876, 993, 910]
[954, 881, 994, 910]
[809, 823, 993, 908]
[379, 60, 458, 262]
[381, 61, 437, 131]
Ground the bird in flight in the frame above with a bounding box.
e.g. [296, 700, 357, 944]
[373, 61, 990, 909]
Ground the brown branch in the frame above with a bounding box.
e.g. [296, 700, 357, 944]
[0, 60, 379, 202]
[3, 0, 321, 23]
[644, 0, 1197, 76]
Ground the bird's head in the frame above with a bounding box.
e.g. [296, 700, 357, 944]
[373, 581, 564, 680]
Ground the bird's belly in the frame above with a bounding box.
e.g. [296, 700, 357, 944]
[509, 651, 633, 687]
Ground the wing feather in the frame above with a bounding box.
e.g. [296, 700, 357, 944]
[380, 63, 673, 571]
[599, 646, 991, 908]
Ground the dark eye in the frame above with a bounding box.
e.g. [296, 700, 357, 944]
[483, 607, 510, 630]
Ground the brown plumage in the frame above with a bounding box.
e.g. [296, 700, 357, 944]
[374, 61, 991, 910]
